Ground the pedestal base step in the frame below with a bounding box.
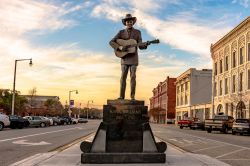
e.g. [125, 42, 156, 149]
[81, 152, 166, 163]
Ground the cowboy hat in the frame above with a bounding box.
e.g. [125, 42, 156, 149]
[122, 14, 137, 25]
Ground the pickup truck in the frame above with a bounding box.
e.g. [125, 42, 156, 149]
[205, 115, 234, 133]
[177, 117, 198, 129]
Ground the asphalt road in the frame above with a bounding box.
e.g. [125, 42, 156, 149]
[0, 120, 101, 166]
[151, 123, 250, 166]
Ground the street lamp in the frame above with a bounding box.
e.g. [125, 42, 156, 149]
[68, 90, 78, 117]
[87, 100, 93, 120]
[11, 58, 33, 115]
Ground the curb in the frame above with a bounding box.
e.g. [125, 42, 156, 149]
[49, 132, 94, 152]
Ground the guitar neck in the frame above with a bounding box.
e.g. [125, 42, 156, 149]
[129, 42, 147, 48]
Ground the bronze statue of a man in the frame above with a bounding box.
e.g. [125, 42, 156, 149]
[109, 14, 148, 100]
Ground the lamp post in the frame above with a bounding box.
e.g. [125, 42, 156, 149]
[68, 90, 78, 117]
[11, 58, 32, 115]
[78, 102, 82, 118]
[87, 100, 93, 120]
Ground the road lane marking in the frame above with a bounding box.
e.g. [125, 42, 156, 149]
[0, 127, 86, 143]
[154, 127, 250, 151]
[220, 159, 250, 161]
[193, 145, 226, 152]
[12, 139, 51, 146]
[215, 148, 247, 159]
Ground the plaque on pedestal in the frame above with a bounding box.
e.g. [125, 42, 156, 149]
[80, 99, 167, 163]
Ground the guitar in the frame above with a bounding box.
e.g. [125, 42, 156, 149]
[115, 39, 160, 58]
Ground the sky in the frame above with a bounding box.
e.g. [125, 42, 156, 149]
[0, 0, 249, 108]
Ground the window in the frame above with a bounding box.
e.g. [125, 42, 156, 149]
[232, 51, 236, 68]
[185, 82, 188, 90]
[225, 78, 228, 94]
[232, 75, 236, 93]
[248, 70, 250, 89]
[225, 56, 229, 71]
[220, 59, 223, 73]
[181, 96, 183, 105]
[214, 82, 217, 96]
[240, 47, 244, 65]
[177, 97, 179, 106]
[177, 86, 180, 94]
[248, 43, 250, 61]
[219, 80, 222, 95]
[240, 72, 243, 91]
[181, 84, 183, 92]
[185, 95, 188, 105]
[214, 62, 217, 75]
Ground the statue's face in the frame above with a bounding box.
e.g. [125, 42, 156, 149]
[126, 20, 134, 28]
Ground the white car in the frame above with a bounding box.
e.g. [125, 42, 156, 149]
[42, 117, 53, 126]
[0, 112, 10, 131]
[71, 118, 78, 124]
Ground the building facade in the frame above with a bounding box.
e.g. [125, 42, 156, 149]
[149, 76, 176, 123]
[21, 95, 62, 116]
[176, 68, 212, 121]
[211, 16, 250, 119]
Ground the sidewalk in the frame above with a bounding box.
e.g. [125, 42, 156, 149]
[11, 134, 230, 166]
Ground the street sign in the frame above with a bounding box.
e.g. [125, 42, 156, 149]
[70, 100, 74, 108]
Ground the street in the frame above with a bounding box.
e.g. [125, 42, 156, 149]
[0, 120, 100, 166]
[1, 121, 250, 166]
[151, 124, 250, 166]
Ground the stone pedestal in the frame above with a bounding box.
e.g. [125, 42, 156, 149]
[81, 99, 166, 163]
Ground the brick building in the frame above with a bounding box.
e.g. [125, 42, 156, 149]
[149, 76, 176, 123]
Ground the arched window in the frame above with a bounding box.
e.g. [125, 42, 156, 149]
[236, 101, 246, 118]
[217, 104, 223, 114]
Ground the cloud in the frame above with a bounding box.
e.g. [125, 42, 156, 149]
[232, 0, 249, 8]
[90, 0, 231, 58]
[0, 0, 86, 36]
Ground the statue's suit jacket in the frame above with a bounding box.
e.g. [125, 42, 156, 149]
[109, 27, 147, 66]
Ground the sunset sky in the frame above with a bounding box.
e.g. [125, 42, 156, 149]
[0, 0, 249, 108]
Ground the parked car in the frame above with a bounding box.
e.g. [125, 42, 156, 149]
[205, 115, 234, 133]
[78, 118, 88, 123]
[43, 117, 53, 126]
[0, 112, 10, 131]
[71, 118, 78, 124]
[50, 117, 61, 125]
[190, 120, 205, 130]
[61, 116, 72, 124]
[9, 115, 30, 129]
[58, 117, 67, 125]
[177, 117, 198, 129]
[232, 119, 250, 135]
[23, 116, 50, 127]
[166, 119, 175, 124]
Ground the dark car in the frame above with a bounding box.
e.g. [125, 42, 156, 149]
[57, 117, 67, 125]
[62, 116, 72, 124]
[232, 119, 250, 135]
[9, 115, 30, 129]
[191, 120, 205, 130]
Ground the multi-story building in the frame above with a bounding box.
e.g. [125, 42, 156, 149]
[149, 76, 176, 123]
[176, 68, 212, 121]
[211, 16, 250, 119]
[21, 95, 62, 116]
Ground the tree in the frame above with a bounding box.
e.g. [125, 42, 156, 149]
[44, 98, 63, 116]
[0, 89, 28, 115]
[28, 87, 37, 112]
